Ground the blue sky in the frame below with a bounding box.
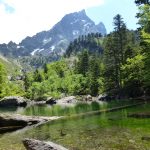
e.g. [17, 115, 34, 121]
[0, 0, 139, 43]
[86, 0, 139, 33]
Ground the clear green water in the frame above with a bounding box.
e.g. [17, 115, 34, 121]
[0, 100, 139, 116]
[0, 102, 150, 150]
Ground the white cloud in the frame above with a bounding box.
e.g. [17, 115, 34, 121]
[0, 0, 104, 44]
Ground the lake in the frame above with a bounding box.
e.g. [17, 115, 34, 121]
[0, 101, 150, 150]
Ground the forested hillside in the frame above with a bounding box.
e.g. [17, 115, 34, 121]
[65, 33, 103, 57]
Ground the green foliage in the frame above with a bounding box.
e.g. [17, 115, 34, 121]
[122, 54, 145, 82]
[136, 3, 150, 95]
[24, 72, 34, 91]
[76, 50, 89, 76]
[121, 54, 145, 97]
[0, 62, 25, 98]
[88, 56, 100, 96]
[34, 69, 45, 82]
[103, 14, 143, 97]
[23, 51, 104, 100]
[0, 63, 8, 98]
[24, 59, 89, 99]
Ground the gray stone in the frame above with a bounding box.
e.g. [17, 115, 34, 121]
[0, 114, 62, 134]
[0, 96, 28, 107]
[57, 96, 77, 106]
[23, 138, 68, 150]
[85, 95, 92, 101]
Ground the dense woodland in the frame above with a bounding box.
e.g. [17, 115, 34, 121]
[0, 0, 150, 100]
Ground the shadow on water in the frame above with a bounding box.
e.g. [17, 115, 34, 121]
[0, 106, 18, 113]
[0, 106, 25, 114]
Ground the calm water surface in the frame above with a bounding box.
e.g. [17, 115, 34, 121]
[0, 101, 150, 150]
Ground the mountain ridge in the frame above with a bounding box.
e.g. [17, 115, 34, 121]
[0, 9, 107, 58]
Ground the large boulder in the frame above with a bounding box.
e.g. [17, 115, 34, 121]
[0, 96, 28, 107]
[0, 114, 28, 134]
[23, 138, 68, 150]
[0, 114, 62, 134]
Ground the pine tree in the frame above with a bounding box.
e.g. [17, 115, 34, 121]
[76, 49, 89, 76]
[104, 14, 129, 95]
[24, 72, 34, 92]
[43, 63, 48, 74]
[89, 56, 100, 96]
[34, 69, 44, 82]
[135, 0, 150, 5]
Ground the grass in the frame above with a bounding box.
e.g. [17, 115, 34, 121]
[0, 55, 21, 75]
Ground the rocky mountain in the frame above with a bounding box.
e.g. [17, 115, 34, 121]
[0, 10, 106, 57]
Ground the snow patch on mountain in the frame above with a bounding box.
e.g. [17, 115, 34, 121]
[73, 30, 79, 36]
[31, 48, 40, 56]
[38, 48, 44, 52]
[51, 46, 55, 51]
[43, 38, 52, 44]
[70, 19, 79, 25]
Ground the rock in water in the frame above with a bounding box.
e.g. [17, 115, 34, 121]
[57, 96, 77, 106]
[23, 138, 68, 150]
[0, 114, 62, 134]
[46, 97, 56, 105]
[0, 96, 28, 107]
[85, 95, 92, 101]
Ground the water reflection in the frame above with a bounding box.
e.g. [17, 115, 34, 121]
[23, 102, 106, 116]
[0, 106, 25, 114]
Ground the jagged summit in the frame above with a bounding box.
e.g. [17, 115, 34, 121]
[96, 22, 107, 35]
[0, 10, 107, 57]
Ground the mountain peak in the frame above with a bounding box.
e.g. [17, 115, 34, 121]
[78, 9, 86, 15]
[0, 10, 107, 57]
[96, 22, 107, 35]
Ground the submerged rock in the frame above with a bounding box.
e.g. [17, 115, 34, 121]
[0, 96, 28, 107]
[141, 136, 150, 141]
[23, 138, 68, 150]
[128, 113, 150, 118]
